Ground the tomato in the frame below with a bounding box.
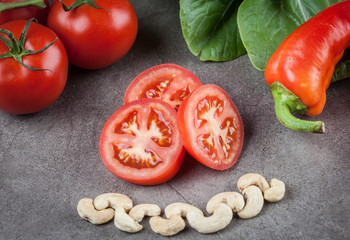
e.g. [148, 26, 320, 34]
[47, 0, 138, 69]
[0, 20, 68, 114]
[0, 0, 49, 25]
[99, 99, 185, 185]
[177, 85, 244, 170]
[124, 64, 203, 111]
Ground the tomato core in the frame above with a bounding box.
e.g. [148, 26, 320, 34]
[139, 75, 194, 111]
[123, 64, 203, 111]
[111, 106, 175, 169]
[177, 85, 244, 170]
[100, 99, 185, 185]
[193, 96, 238, 165]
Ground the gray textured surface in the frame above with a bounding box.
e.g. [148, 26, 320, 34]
[1, 1, 350, 240]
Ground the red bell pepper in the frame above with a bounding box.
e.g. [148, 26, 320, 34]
[265, 0, 350, 133]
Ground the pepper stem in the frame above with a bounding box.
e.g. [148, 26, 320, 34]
[0, 0, 46, 12]
[269, 81, 325, 133]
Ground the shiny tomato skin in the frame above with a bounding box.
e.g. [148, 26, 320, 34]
[47, 0, 138, 69]
[0, 20, 68, 115]
[99, 99, 185, 185]
[0, 0, 49, 25]
[124, 64, 203, 111]
[177, 85, 244, 170]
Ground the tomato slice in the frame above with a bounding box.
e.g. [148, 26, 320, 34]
[123, 64, 202, 111]
[99, 99, 185, 185]
[177, 85, 244, 170]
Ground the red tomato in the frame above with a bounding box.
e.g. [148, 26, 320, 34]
[0, 0, 49, 25]
[99, 99, 185, 185]
[177, 85, 244, 170]
[124, 64, 203, 111]
[47, 0, 138, 69]
[0, 20, 68, 114]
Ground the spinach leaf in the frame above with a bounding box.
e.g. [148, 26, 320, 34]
[332, 50, 350, 83]
[180, 0, 245, 61]
[237, 0, 343, 71]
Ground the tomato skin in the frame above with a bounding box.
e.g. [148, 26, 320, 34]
[99, 99, 185, 185]
[177, 85, 244, 170]
[47, 0, 138, 69]
[0, 0, 49, 25]
[0, 20, 68, 114]
[124, 63, 203, 110]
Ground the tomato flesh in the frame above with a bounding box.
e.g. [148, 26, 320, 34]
[99, 99, 185, 185]
[177, 85, 244, 170]
[124, 64, 202, 110]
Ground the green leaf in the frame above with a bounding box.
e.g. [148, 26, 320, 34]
[180, 0, 245, 61]
[332, 50, 350, 83]
[237, 0, 343, 71]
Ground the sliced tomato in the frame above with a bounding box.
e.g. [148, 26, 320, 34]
[177, 85, 244, 170]
[99, 99, 185, 185]
[123, 64, 202, 111]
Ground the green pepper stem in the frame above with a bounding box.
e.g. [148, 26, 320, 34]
[0, 0, 46, 12]
[269, 81, 325, 133]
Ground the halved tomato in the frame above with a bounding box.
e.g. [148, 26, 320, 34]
[123, 64, 202, 110]
[177, 85, 244, 170]
[99, 98, 185, 185]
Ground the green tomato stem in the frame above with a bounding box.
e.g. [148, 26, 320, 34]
[269, 81, 325, 134]
[59, 0, 109, 13]
[0, 18, 55, 72]
[0, 0, 46, 12]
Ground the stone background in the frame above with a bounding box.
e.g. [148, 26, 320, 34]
[1, 1, 349, 239]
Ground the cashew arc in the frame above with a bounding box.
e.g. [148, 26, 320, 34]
[93, 193, 142, 233]
[149, 215, 186, 237]
[149, 202, 203, 236]
[187, 203, 233, 234]
[128, 204, 161, 222]
[206, 192, 245, 214]
[264, 179, 286, 202]
[164, 202, 203, 218]
[237, 186, 264, 219]
[94, 193, 133, 210]
[237, 173, 270, 192]
[77, 198, 114, 225]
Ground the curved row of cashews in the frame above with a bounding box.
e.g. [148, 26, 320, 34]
[77, 173, 285, 236]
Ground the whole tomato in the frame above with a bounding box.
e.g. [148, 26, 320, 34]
[0, 0, 49, 25]
[0, 19, 68, 114]
[47, 0, 138, 69]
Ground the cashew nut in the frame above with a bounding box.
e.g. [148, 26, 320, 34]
[206, 192, 245, 214]
[94, 193, 142, 233]
[149, 202, 202, 236]
[128, 204, 161, 222]
[187, 203, 233, 234]
[78, 173, 286, 236]
[264, 179, 286, 202]
[237, 173, 270, 192]
[164, 202, 203, 218]
[237, 186, 264, 219]
[77, 198, 114, 225]
[149, 215, 186, 236]
[94, 193, 133, 210]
